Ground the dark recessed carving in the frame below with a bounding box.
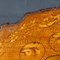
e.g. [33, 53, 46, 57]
[45, 54, 60, 60]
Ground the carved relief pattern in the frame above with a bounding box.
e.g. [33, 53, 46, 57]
[0, 7, 60, 60]
[20, 42, 45, 60]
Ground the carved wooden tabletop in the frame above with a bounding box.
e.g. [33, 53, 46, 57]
[0, 7, 60, 60]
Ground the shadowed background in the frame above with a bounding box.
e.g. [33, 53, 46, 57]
[0, 0, 60, 25]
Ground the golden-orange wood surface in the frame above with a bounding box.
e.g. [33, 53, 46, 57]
[0, 7, 60, 60]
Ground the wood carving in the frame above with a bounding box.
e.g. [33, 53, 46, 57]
[0, 7, 60, 60]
